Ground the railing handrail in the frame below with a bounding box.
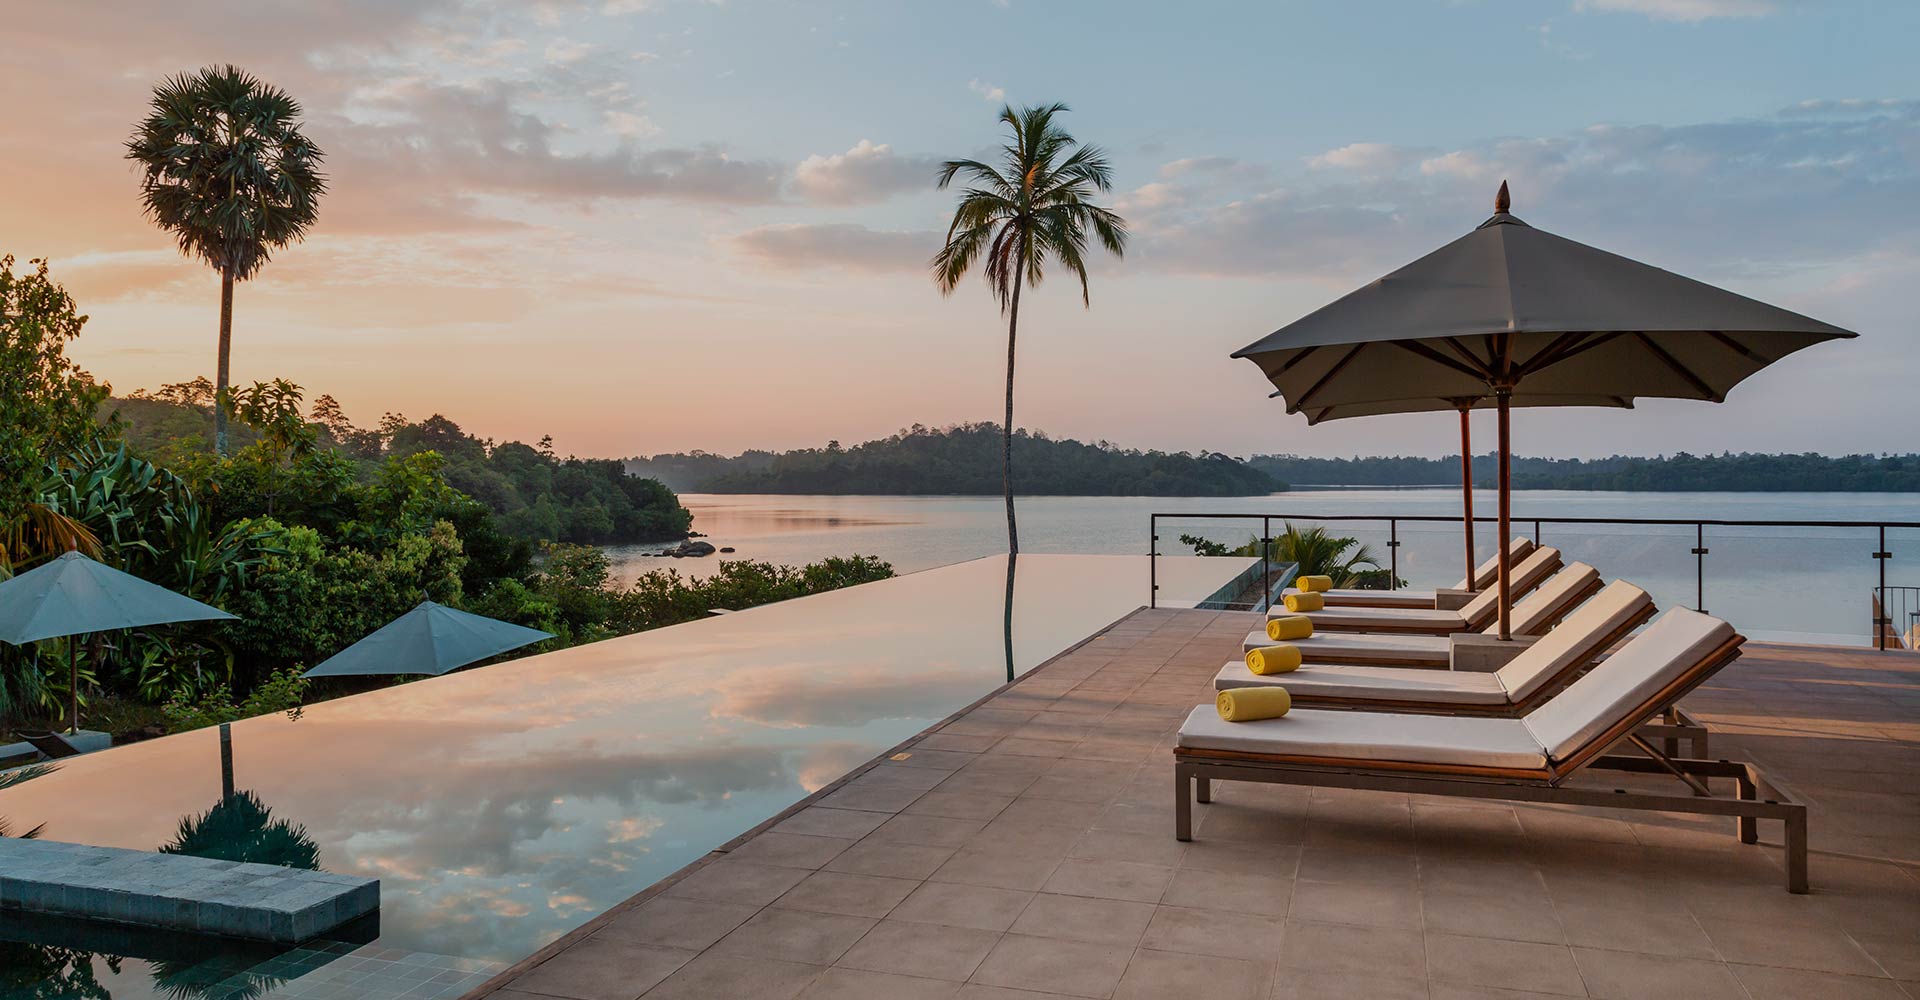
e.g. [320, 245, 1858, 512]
[1147, 510, 1912, 650]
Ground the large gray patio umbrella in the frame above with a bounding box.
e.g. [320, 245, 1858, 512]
[302, 600, 553, 678]
[0, 550, 238, 732]
[1234, 182, 1857, 638]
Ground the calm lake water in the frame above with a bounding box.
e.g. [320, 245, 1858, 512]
[611, 490, 1920, 645]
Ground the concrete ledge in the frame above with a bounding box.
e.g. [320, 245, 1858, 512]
[1450, 633, 1539, 672]
[1433, 588, 1476, 611]
[0, 838, 377, 943]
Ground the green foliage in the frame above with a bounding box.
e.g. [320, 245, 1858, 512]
[1180, 523, 1388, 590]
[616, 555, 895, 633]
[0, 763, 57, 839]
[1245, 451, 1920, 492]
[160, 789, 321, 870]
[634, 424, 1280, 496]
[0, 942, 115, 999]
[162, 668, 308, 734]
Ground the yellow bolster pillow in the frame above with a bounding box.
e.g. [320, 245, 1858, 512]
[1217, 686, 1292, 722]
[1283, 592, 1324, 613]
[1266, 615, 1313, 641]
[1245, 645, 1301, 675]
[1297, 575, 1334, 593]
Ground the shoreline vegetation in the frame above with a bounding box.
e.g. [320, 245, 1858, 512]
[627, 426, 1920, 495]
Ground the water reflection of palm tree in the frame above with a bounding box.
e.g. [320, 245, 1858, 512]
[0, 941, 116, 1000]
[159, 723, 320, 870]
[1004, 553, 1017, 683]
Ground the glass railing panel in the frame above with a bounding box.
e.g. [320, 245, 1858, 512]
[1530, 522, 1699, 618]
[1696, 524, 1880, 646]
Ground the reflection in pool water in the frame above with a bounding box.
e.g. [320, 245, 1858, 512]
[0, 555, 1247, 999]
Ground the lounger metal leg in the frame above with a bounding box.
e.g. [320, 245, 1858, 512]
[1174, 765, 1193, 842]
[1661, 706, 1681, 759]
[1786, 809, 1809, 894]
[1735, 770, 1759, 844]
[1195, 775, 1212, 804]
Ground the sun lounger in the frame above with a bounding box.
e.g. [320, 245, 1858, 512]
[1177, 609, 1808, 892]
[1246, 562, 1610, 667]
[21, 731, 81, 760]
[1282, 536, 1535, 610]
[1272, 547, 1562, 635]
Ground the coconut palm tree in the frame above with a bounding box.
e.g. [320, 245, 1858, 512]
[932, 103, 1128, 561]
[126, 65, 326, 455]
[1272, 524, 1383, 589]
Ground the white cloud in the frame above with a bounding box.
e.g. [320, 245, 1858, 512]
[726, 224, 937, 272]
[1308, 142, 1421, 174]
[969, 79, 1005, 103]
[544, 38, 594, 64]
[790, 139, 938, 204]
[1571, 0, 1774, 22]
[604, 110, 660, 138]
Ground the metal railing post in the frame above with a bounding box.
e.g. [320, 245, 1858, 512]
[1261, 516, 1271, 610]
[1388, 519, 1400, 591]
[1876, 525, 1890, 650]
[1149, 514, 1158, 609]
[1692, 523, 1708, 613]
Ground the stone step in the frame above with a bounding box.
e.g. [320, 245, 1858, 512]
[0, 837, 377, 943]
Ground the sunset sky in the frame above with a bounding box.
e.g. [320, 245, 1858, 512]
[2, 0, 1913, 461]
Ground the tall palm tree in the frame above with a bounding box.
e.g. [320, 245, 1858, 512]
[933, 103, 1128, 560]
[126, 65, 326, 455]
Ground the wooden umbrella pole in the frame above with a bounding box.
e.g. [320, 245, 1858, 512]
[1496, 389, 1513, 641]
[1459, 405, 1476, 586]
[68, 633, 79, 735]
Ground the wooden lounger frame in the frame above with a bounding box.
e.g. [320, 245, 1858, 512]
[1177, 635, 1809, 893]
[1306, 554, 1564, 636]
[1280, 573, 1615, 668]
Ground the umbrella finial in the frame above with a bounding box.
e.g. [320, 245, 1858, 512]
[1495, 180, 1510, 214]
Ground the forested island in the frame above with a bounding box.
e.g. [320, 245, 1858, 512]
[628, 423, 1284, 496]
[115, 380, 692, 545]
[1246, 452, 1920, 492]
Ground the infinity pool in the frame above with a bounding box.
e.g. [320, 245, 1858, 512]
[0, 555, 1247, 1000]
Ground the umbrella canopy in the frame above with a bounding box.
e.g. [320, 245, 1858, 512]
[1236, 183, 1856, 636]
[302, 600, 553, 678]
[0, 550, 237, 644]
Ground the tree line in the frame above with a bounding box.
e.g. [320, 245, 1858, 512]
[1245, 452, 1920, 492]
[629, 423, 1285, 496]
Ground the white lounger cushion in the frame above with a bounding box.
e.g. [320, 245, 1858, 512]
[1285, 537, 1538, 607]
[1178, 705, 1548, 770]
[1491, 563, 1599, 636]
[1522, 607, 1734, 762]
[1214, 661, 1509, 704]
[1241, 630, 1450, 661]
[1276, 547, 1562, 632]
[1496, 580, 1653, 703]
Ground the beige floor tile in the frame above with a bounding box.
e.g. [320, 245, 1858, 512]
[1422, 888, 1564, 944]
[1040, 858, 1173, 903]
[823, 840, 956, 880]
[907, 791, 1017, 821]
[711, 907, 877, 966]
[512, 939, 694, 1000]
[666, 860, 812, 907]
[775, 871, 920, 918]
[796, 968, 962, 1000]
[1549, 899, 1715, 958]
[1697, 915, 1885, 976]
[1729, 963, 1911, 1000]
[835, 918, 1001, 982]
[931, 847, 1066, 891]
[595, 896, 759, 951]
[868, 814, 990, 848]
[642, 952, 823, 1000]
[1424, 932, 1585, 997]
[1571, 947, 1746, 1000]
[776, 807, 894, 840]
[1160, 868, 1293, 918]
[1112, 948, 1269, 1000]
[1069, 829, 1188, 868]
[727, 833, 857, 870]
[1267, 969, 1427, 1000]
[888, 882, 1036, 932]
[1290, 878, 1422, 930]
[1007, 892, 1154, 946]
[970, 933, 1134, 999]
[1139, 904, 1284, 962]
[1177, 840, 1299, 878]
[1276, 921, 1426, 980]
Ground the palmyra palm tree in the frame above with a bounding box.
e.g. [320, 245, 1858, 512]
[126, 65, 326, 455]
[932, 103, 1128, 560]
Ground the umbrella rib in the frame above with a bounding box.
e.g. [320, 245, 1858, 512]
[1268, 345, 1321, 379]
[1390, 340, 1488, 381]
[1441, 337, 1495, 378]
[1526, 330, 1628, 377]
[1633, 332, 1723, 402]
[1293, 342, 1369, 411]
[1708, 331, 1770, 365]
[1513, 331, 1590, 377]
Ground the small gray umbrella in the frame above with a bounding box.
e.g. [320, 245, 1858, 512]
[0, 550, 239, 732]
[302, 600, 553, 678]
[1235, 183, 1857, 637]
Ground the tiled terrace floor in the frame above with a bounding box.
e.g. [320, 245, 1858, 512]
[473, 608, 1920, 1000]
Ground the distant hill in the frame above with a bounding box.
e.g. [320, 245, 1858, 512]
[629, 424, 1284, 496]
[1247, 452, 1920, 492]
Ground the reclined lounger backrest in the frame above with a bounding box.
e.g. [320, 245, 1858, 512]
[1485, 562, 1601, 637]
[1522, 607, 1736, 765]
[1495, 580, 1655, 704]
[1458, 547, 1562, 630]
[1453, 536, 1537, 592]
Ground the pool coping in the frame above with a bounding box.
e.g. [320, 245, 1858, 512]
[456, 603, 1148, 999]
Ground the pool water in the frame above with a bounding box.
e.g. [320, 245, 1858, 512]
[0, 555, 1245, 999]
